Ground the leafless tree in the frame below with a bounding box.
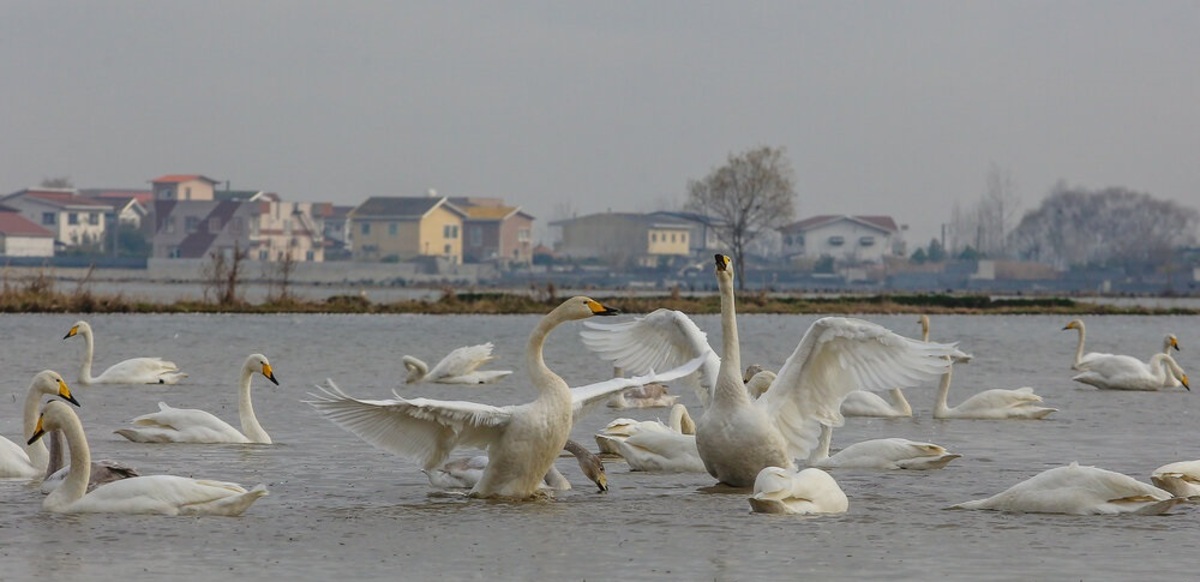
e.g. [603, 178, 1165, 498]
[945, 164, 1021, 258]
[39, 176, 74, 189]
[684, 146, 797, 288]
[267, 250, 298, 303]
[201, 241, 249, 306]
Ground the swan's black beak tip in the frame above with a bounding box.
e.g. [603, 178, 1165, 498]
[63, 394, 81, 407]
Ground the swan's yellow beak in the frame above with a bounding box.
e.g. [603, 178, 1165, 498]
[27, 414, 45, 445]
[1062, 321, 1078, 331]
[262, 363, 279, 386]
[58, 378, 80, 407]
[63, 325, 79, 340]
[587, 299, 619, 316]
[596, 471, 609, 493]
[714, 254, 731, 272]
[1170, 336, 1180, 351]
[1181, 374, 1190, 391]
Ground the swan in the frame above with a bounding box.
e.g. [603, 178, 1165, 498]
[743, 366, 776, 399]
[41, 429, 139, 493]
[694, 254, 958, 487]
[306, 296, 706, 500]
[933, 359, 1056, 419]
[606, 381, 679, 409]
[403, 342, 513, 384]
[64, 320, 187, 385]
[950, 462, 1180, 515]
[1062, 319, 1116, 371]
[1150, 460, 1200, 498]
[27, 401, 268, 515]
[115, 354, 280, 444]
[1160, 334, 1182, 388]
[424, 440, 608, 492]
[594, 403, 695, 454]
[840, 388, 912, 418]
[1070, 353, 1189, 391]
[919, 315, 974, 363]
[748, 466, 848, 515]
[0, 370, 79, 480]
[807, 424, 960, 470]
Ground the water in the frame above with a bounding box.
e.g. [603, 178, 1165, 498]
[1, 312, 1198, 581]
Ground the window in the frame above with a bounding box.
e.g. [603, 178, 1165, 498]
[469, 226, 482, 246]
[859, 236, 876, 247]
[361, 223, 371, 235]
[166, 216, 176, 234]
[88, 213, 100, 225]
[185, 217, 199, 234]
[517, 228, 530, 242]
[444, 244, 452, 254]
[828, 236, 845, 246]
[68, 213, 79, 225]
[389, 223, 398, 236]
[158, 188, 173, 199]
[443, 224, 459, 239]
[42, 212, 55, 226]
[681, 233, 688, 244]
[184, 187, 192, 200]
[650, 233, 658, 243]
[670, 233, 676, 243]
[305, 250, 314, 261]
[259, 250, 269, 260]
[168, 246, 181, 258]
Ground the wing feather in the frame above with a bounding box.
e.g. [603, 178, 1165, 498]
[430, 343, 496, 377]
[571, 355, 707, 422]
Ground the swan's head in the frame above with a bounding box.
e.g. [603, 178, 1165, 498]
[1167, 334, 1180, 351]
[743, 364, 764, 383]
[33, 370, 79, 407]
[1062, 319, 1083, 331]
[27, 400, 77, 445]
[751, 466, 795, 499]
[581, 455, 608, 493]
[558, 296, 620, 321]
[714, 254, 731, 272]
[63, 321, 90, 340]
[246, 354, 279, 386]
[744, 370, 776, 399]
[919, 314, 931, 332]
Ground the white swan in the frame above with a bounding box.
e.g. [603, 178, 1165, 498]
[64, 321, 187, 385]
[599, 404, 704, 473]
[1160, 334, 1182, 388]
[0, 370, 79, 480]
[1151, 460, 1200, 498]
[743, 367, 776, 399]
[1070, 353, 1189, 391]
[403, 342, 513, 384]
[840, 388, 913, 418]
[950, 462, 1180, 515]
[695, 254, 958, 487]
[306, 296, 705, 500]
[115, 354, 279, 444]
[934, 360, 1056, 419]
[41, 429, 139, 493]
[424, 440, 608, 492]
[606, 380, 679, 409]
[919, 315, 974, 363]
[1062, 319, 1116, 371]
[807, 424, 960, 470]
[748, 466, 848, 515]
[594, 403, 695, 454]
[27, 401, 268, 515]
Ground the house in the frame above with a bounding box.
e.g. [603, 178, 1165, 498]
[78, 189, 153, 231]
[779, 215, 903, 264]
[0, 205, 55, 257]
[1, 188, 112, 252]
[349, 196, 467, 264]
[550, 211, 692, 268]
[647, 211, 722, 255]
[313, 204, 353, 260]
[449, 197, 535, 267]
[149, 176, 324, 262]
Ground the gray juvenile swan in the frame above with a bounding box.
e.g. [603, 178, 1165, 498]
[425, 440, 608, 492]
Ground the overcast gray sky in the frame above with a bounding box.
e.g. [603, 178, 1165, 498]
[3, 1, 1197, 247]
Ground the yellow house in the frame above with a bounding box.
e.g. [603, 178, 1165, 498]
[349, 196, 466, 264]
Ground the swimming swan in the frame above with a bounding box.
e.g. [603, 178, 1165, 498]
[695, 254, 958, 487]
[28, 401, 268, 515]
[840, 388, 913, 418]
[807, 424, 960, 470]
[600, 404, 704, 473]
[0, 371, 79, 479]
[1160, 334, 1183, 388]
[1062, 319, 1116, 371]
[425, 440, 608, 492]
[1070, 353, 1189, 391]
[1151, 460, 1200, 498]
[64, 321, 187, 385]
[403, 342, 513, 384]
[594, 403, 695, 454]
[919, 315, 974, 363]
[950, 462, 1180, 515]
[748, 466, 848, 515]
[41, 429, 139, 493]
[934, 360, 1056, 419]
[115, 354, 279, 444]
[307, 296, 705, 500]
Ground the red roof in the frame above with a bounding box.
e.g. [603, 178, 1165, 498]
[0, 211, 54, 237]
[150, 174, 220, 184]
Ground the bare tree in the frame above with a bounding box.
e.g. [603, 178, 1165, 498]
[266, 250, 298, 303]
[39, 176, 74, 189]
[945, 164, 1021, 258]
[201, 241, 250, 306]
[684, 146, 797, 288]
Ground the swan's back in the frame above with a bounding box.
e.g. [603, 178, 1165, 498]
[50, 474, 267, 515]
[952, 463, 1178, 515]
[117, 402, 249, 443]
[749, 467, 848, 515]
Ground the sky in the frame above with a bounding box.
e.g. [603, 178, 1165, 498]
[3, 1, 1198, 247]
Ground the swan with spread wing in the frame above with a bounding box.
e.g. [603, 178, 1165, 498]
[403, 342, 513, 384]
[307, 296, 704, 500]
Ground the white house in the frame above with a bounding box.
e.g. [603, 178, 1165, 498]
[0, 206, 56, 257]
[779, 215, 903, 264]
[1, 188, 111, 252]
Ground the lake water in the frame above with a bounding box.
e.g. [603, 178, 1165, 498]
[1, 311, 1198, 581]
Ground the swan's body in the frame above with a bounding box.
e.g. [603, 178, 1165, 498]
[748, 466, 848, 515]
[403, 342, 512, 384]
[308, 296, 705, 500]
[116, 354, 279, 444]
[934, 361, 1056, 419]
[41, 429, 138, 493]
[0, 371, 78, 480]
[1160, 334, 1182, 388]
[28, 401, 268, 515]
[424, 440, 608, 492]
[1070, 353, 1189, 391]
[951, 462, 1180, 515]
[807, 424, 959, 470]
[695, 255, 958, 487]
[840, 388, 913, 418]
[64, 321, 187, 385]
[606, 382, 679, 409]
[1151, 460, 1200, 498]
[597, 404, 704, 473]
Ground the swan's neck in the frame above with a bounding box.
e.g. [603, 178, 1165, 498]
[920, 317, 930, 343]
[44, 429, 65, 479]
[670, 405, 696, 434]
[403, 356, 428, 383]
[933, 364, 954, 418]
[22, 386, 48, 470]
[51, 415, 92, 507]
[1148, 354, 1178, 383]
[77, 327, 95, 384]
[238, 368, 270, 444]
[807, 424, 832, 464]
[1072, 324, 1086, 369]
[889, 387, 913, 416]
[712, 269, 749, 406]
[525, 311, 570, 404]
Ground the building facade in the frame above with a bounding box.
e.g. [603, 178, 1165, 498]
[780, 215, 902, 264]
[349, 196, 466, 264]
[1, 188, 111, 251]
[550, 212, 692, 268]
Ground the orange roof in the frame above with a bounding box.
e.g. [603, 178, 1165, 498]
[464, 206, 518, 220]
[150, 174, 220, 184]
[0, 211, 54, 237]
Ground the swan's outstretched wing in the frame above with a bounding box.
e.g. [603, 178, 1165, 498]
[758, 317, 957, 460]
[307, 381, 514, 470]
[431, 343, 497, 378]
[570, 355, 707, 422]
[580, 308, 720, 407]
